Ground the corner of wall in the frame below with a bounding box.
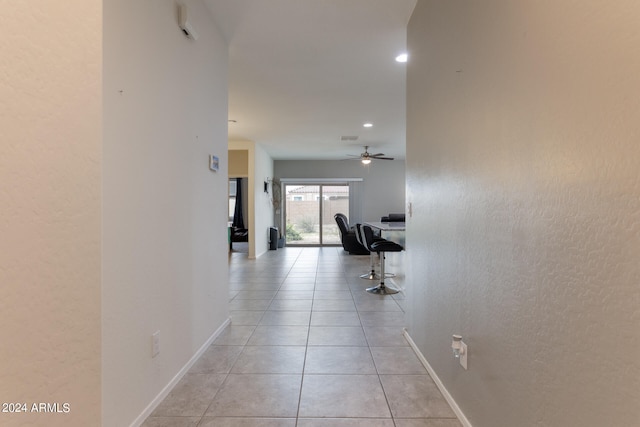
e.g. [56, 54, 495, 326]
[102, 0, 230, 425]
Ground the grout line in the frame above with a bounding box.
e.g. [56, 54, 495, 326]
[294, 248, 315, 425]
[145, 247, 415, 425]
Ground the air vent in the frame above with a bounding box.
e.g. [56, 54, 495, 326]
[340, 136, 359, 141]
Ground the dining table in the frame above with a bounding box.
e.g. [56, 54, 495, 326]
[363, 221, 405, 245]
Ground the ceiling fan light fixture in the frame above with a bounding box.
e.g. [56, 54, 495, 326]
[395, 53, 408, 63]
[344, 146, 393, 163]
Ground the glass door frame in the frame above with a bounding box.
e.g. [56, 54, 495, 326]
[282, 180, 349, 247]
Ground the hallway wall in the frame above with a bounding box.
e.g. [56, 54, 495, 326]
[253, 143, 275, 257]
[405, 1, 640, 426]
[229, 140, 275, 259]
[0, 2, 102, 426]
[103, 1, 229, 425]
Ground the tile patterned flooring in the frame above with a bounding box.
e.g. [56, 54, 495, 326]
[142, 247, 461, 427]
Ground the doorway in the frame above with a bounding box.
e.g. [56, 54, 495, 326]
[284, 183, 348, 246]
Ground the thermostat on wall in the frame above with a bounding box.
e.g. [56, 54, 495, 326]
[209, 155, 219, 172]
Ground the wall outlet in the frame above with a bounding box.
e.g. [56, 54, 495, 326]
[152, 331, 160, 358]
[459, 341, 468, 370]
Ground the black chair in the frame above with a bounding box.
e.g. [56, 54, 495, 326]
[361, 225, 403, 294]
[334, 213, 369, 255]
[356, 223, 387, 280]
[230, 226, 248, 242]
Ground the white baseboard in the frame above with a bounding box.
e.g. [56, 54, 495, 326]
[403, 328, 472, 427]
[130, 318, 232, 427]
[253, 247, 268, 259]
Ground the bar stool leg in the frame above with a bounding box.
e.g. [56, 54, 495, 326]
[366, 252, 399, 295]
[360, 251, 395, 280]
[360, 252, 378, 280]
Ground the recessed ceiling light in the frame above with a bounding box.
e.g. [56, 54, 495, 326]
[395, 53, 408, 63]
[363, 123, 373, 128]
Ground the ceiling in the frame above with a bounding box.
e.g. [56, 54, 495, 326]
[204, 0, 417, 161]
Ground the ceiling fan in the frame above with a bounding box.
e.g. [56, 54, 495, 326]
[347, 146, 394, 164]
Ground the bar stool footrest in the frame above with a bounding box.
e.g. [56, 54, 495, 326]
[366, 284, 400, 295]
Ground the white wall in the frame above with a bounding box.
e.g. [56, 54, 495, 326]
[254, 144, 275, 258]
[0, 2, 102, 426]
[405, 1, 640, 426]
[229, 140, 274, 259]
[103, 1, 229, 425]
[274, 160, 406, 223]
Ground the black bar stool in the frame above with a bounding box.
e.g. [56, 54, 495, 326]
[356, 223, 384, 280]
[361, 225, 403, 295]
[356, 224, 395, 280]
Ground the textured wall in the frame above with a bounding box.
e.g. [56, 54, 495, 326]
[405, 1, 640, 426]
[102, 0, 229, 425]
[0, 1, 102, 426]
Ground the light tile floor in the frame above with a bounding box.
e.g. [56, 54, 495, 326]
[142, 247, 461, 427]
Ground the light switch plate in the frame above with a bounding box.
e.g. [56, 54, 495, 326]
[152, 331, 160, 358]
[460, 341, 467, 370]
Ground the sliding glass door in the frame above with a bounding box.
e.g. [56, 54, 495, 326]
[285, 184, 320, 244]
[320, 185, 346, 245]
[284, 183, 349, 246]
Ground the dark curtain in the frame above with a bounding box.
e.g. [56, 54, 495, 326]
[232, 177, 245, 229]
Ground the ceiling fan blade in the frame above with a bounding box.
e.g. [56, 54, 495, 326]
[343, 146, 394, 162]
